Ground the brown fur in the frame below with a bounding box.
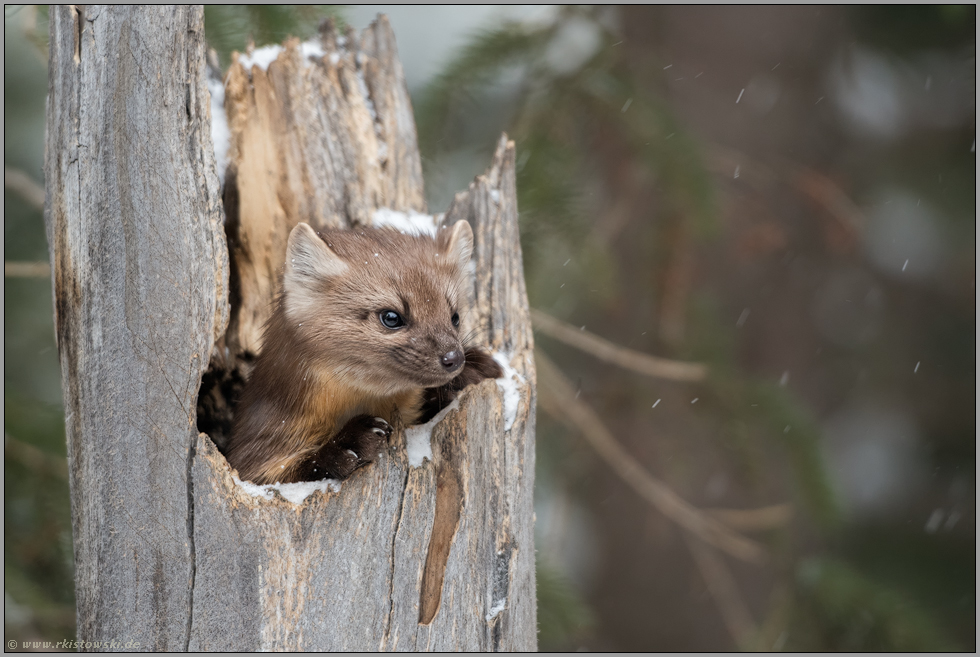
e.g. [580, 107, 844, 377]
[224, 221, 501, 484]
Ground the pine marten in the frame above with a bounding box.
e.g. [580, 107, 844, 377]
[224, 220, 502, 485]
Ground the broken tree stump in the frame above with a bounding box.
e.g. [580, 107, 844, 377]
[45, 6, 535, 651]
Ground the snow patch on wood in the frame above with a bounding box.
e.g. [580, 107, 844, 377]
[493, 352, 526, 432]
[299, 40, 326, 62]
[237, 39, 330, 74]
[405, 398, 461, 467]
[207, 76, 230, 185]
[237, 44, 283, 72]
[486, 597, 507, 621]
[234, 474, 341, 504]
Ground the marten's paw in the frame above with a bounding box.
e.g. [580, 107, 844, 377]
[305, 416, 392, 480]
[418, 348, 504, 422]
[336, 415, 392, 463]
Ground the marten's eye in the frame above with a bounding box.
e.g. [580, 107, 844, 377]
[379, 310, 405, 329]
[451, 312, 460, 327]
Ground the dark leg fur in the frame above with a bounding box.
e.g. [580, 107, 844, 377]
[418, 347, 504, 422]
[295, 415, 392, 481]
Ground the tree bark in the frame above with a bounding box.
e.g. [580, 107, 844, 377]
[45, 6, 535, 652]
[44, 6, 227, 651]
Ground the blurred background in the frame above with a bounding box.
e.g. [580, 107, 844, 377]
[5, 5, 975, 651]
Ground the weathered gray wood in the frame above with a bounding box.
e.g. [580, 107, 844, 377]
[438, 137, 538, 650]
[47, 6, 535, 651]
[44, 5, 229, 651]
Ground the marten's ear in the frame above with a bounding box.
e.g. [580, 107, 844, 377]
[285, 223, 347, 290]
[439, 220, 474, 271]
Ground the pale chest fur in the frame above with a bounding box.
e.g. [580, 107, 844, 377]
[297, 369, 423, 444]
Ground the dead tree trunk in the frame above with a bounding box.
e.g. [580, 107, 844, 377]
[45, 6, 535, 652]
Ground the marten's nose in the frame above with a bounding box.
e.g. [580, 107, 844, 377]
[441, 350, 463, 373]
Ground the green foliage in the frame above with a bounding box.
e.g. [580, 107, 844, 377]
[536, 555, 595, 650]
[5, 393, 65, 452]
[416, 24, 548, 151]
[745, 382, 841, 530]
[789, 558, 960, 651]
[851, 5, 976, 52]
[572, 63, 716, 237]
[843, 525, 976, 648]
[686, 297, 841, 529]
[203, 5, 344, 69]
[415, 8, 717, 268]
[5, 448, 75, 642]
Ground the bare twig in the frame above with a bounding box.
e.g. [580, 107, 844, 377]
[530, 308, 707, 382]
[684, 532, 757, 647]
[705, 503, 792, 532]
[9, 4, 49, 64]
[535, 350, 764, 563]
[5, 261, 50, 278]
[5, 166, 45, 211]
[27, 27, 50, 66]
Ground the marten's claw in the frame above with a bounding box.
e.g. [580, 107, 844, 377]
[370, 417, 392, 438]
[302, 415, 392, 481]
[336, 415, 391, 464]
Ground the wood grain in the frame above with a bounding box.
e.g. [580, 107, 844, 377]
[44, 6, 228, 650]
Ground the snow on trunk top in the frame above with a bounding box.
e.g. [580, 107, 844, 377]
[236, 44, 284, 72]
[372, 208, 440, 236]
[236, 38, 332, 74]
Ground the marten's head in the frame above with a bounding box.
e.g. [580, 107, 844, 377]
[282, 221, 475, 395]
